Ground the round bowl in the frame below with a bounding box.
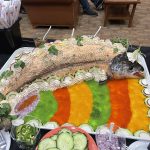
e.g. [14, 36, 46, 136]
[36, 126, 98, 150]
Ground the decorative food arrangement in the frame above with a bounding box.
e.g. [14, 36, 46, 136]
[0, 36, 150, 147]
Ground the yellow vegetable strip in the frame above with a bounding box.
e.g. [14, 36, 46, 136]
[127, 79, 150, 132]
[68, 82, 93, 126]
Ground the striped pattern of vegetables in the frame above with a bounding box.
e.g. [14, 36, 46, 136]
[22, 79, 149, 132]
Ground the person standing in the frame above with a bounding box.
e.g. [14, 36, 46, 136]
[80, 0, 103, 16]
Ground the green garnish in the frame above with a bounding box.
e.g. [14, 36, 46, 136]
[16, 124, 38, 145]
[48, 45, 59, 55]
[0, 92, 6, 100]
[111, 38, 129, 48]
[14, 60, 25, 69]
[113, 48, 119, 53]
[76, 36, 83, 46]
[0, 70, 13, 80]
[38, 44, 45, 48]
[0, 103, 11, 117]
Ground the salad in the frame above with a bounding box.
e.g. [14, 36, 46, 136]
[11, 124, 39, 149]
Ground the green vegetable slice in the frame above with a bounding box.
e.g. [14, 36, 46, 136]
[38, 138, 56, 150]
[58, 128, 72, 135]
[50, 135, 58, 141]
[46, 148, 59, 150]
[57, 133, 74, 150]
[73, 132, 87, 150]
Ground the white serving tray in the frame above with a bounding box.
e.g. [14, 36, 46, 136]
[0, 47, 150, 142]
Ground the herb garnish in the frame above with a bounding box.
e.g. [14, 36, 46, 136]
[48, 45, 59, 55]
[0, 92, 6, 100]
[76, 36, 83, 46]
[0, 70, 13, 80]
[113, 48, 119, 53]
[38, 44, 45, 48]
[0, 103, 11, 116]
[111, 38, 129, 48]
[14, 60, 25, 69]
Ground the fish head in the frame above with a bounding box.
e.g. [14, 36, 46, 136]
[109, 52, 144, 79]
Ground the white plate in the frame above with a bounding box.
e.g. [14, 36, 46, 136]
[128, 141, 150, 150]
[1, 130, 11, 150]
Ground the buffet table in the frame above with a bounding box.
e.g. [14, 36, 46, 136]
[0, 38, 150, 150]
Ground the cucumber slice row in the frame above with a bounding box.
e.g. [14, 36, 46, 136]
[38, 128, 88, 150]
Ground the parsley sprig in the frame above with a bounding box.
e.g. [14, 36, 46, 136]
[14, 60, 25, 69]
[76, 36, 83, 46]
[0, 70, 13, 81]
[0, 92, 6, 100]
[48, 45, 59, 55]
[111, 38, 129, 48]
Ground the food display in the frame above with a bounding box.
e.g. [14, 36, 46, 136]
[0, 36, 150, 143]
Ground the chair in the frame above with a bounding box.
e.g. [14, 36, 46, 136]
[22, 0, 80, 28]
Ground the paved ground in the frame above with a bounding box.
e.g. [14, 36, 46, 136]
[20, 0, 150, 46]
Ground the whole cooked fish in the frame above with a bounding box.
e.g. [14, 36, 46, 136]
[0, 39, 144, 97]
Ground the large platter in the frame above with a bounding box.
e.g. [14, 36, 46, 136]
[0, 47, 150, 142]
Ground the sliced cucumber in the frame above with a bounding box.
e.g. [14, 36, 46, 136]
[96, 125, 111, 134]
[12, 118, 24, 126]
[26, 119, 42, 128]
[50, 135, 58, 141]
[42, 122, 59, 129]
[115, 128, 132, 137]
[73, 133, 87, 150]
[58, 128, 72, 135]
[57, 133, 74, 150]
[6, 92, 17, 101]
[134, 130, 150, 139]
[46, 148, 59, 150]
[38, 138, 56, 150]
[79, 124, 94, 133]
[61, 123, 74, 127]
